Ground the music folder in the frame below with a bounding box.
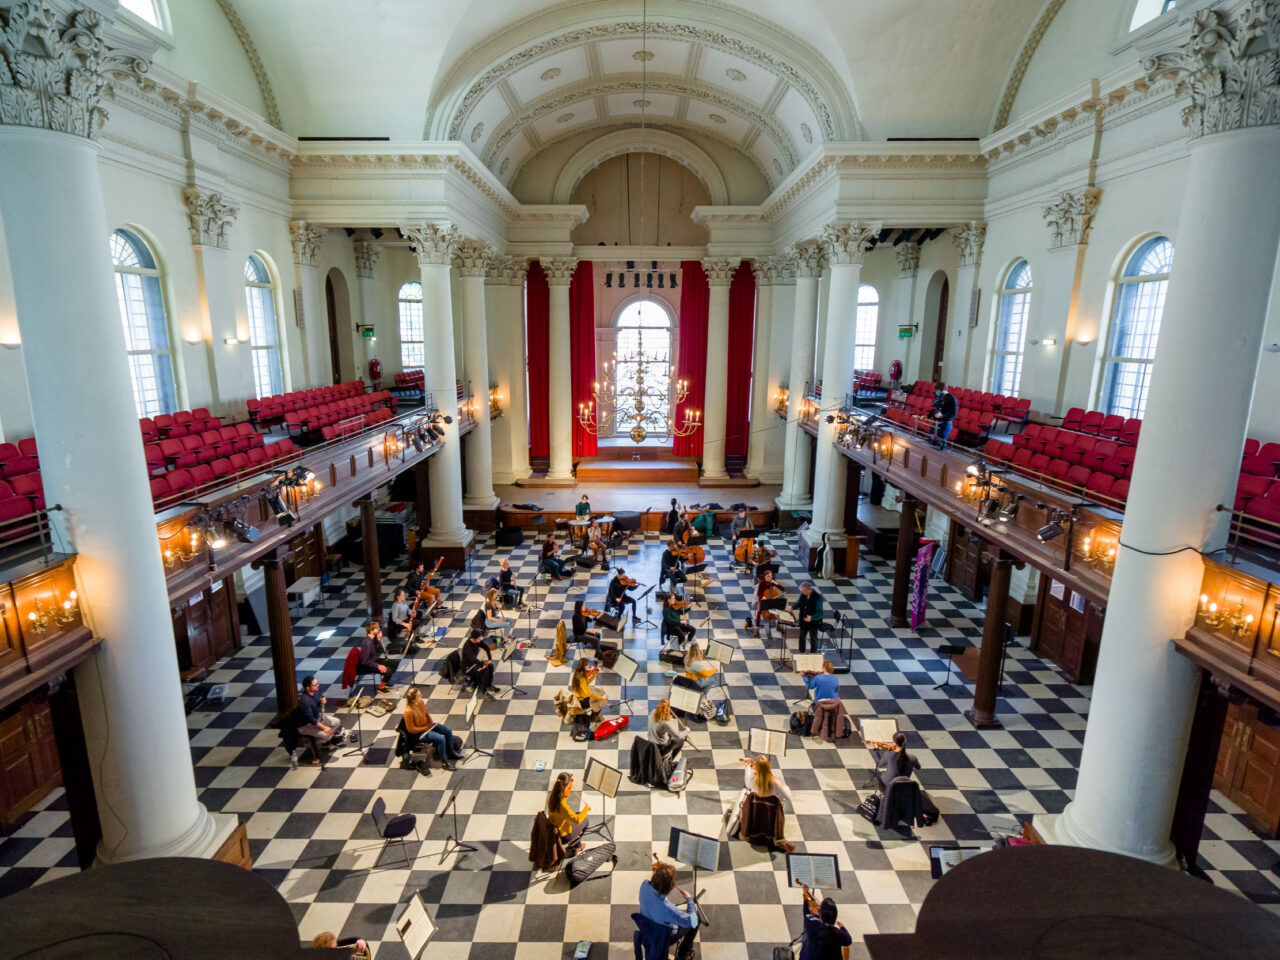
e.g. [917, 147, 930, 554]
[760, 596, 788, 611]
[613, 652, 639, 682]
[929, 845, 987, 879]
[705, 639, 734, 665]
[786, 853, 841, 889]
[748, 726, 787, 758]
[794, 654, 824, 674]
[396, 892, 435, 958]
[668, 682, 702, 716]
[667, 827, 720, 872]
[859, 718, 899, 746]
[584, 757, 622, 798]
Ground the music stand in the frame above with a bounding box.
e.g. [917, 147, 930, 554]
[612, 652, 640, 714]
[582, 757, 622, 840]
[792, 654, 824, 706]
[437, 788, 476, 861]
[666, 828, 717, 927]
[459, 690, 492, 762]
[635, 583, 658, 628]
[396, 892, 436, 959]
[761, 597, 790, 668]
[499, 636, 528, 698]
[705, 639, 735, 700]
[668, 681, 702, 720]
[747, 725, 788, 759]
[785, 853, 842, 889]
[934, 643, 967, 691]
[343, 686, 371, 760]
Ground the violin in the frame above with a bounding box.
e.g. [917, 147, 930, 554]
[583, 607, 603, 619]
[668, 595, 694, 611]
[617, 574, 639, 588]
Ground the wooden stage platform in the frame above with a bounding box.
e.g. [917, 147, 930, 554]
[574, 459, 700, 483]
[493, 481, 783, 533]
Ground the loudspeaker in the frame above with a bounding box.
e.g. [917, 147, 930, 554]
[575, 554, 597, 569]
[596, 612, 622, 632]
[494, 525, 524, 547]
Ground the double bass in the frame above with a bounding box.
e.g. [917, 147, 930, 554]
[757, 579, 785, 636]
[673, 541, 706, 566]
[733, 516, 756, 565]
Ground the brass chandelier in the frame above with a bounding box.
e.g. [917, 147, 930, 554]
[577, 329, 700, 442]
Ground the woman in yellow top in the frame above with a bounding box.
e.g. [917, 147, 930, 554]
[546, 771, 589, 850]
[403, 687, 460, 770]
[571, 657, 608, 719]
[683, 642, 720, 690]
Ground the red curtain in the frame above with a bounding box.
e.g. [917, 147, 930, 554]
[526, 261, 550, 461]
[569, 261, 598, 457]
[725, 260, 756, 459]
[674, 261, 709, 459]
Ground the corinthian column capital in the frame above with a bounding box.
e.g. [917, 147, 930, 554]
[182, 188, 238, 249]
[821, 222, 880, 266]
[289, 221, 325, 266]
[542, 257, 577, 285]
[952, 221, 987, 268]
[452, 238, 491, 277]
[701, 257, 738, 285]
[353, 240, 380, 279]
[402, 223, 460, 267]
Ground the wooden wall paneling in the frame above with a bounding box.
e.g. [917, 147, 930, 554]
[0, 696, 60, 831]
[0, 584, 24, 688]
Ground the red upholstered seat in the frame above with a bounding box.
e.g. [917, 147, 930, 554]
[1012, 423, 1040, 449]
[189, 464, 215, 489]
[1061, 407, 1085, 431]
[0, 496, 34, 540]
[0, 442, 18, 465]
[1120, 418, 1142, 445]
[228, 453, 250, 472]
[1011, 448, 1034, 470]
[10, 473, 45, 511]
[209, 458, 233, 480]
[983, 439, 1009, 463]
[1029, 453, 1051, 477]
[1080, 411, 1104, 434]
[18, 438, 37, 458]
[1111, 478, 1130, 502]
[1, 455, 40, 478]
[1066, 464, 1092, 490]
[1244, 438, 1260, 457]
[246, 447, 268, 466]
[1235, 474, 1274, 510]
[1100, 414, 1124, 438]
[1243, 496, 1280, 542]
[165, 468, 192, 493]
[1087, 471, 1115, 498]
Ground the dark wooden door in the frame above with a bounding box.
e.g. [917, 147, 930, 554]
[0, 699, 61, 830]
[931, 276, 949, 383]
[1235, 718, 1280, 833]
[325, 275, 342, 386]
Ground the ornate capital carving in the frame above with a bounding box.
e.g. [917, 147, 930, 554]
[352, 240, 380, 279]
[402, 223, 459, 267]
[181, 188, 238, 249]
[485, 254, 526, 285]
[822, 222, 880, 266]
[0, 2, 151, 138]
[895, 241, 921, 277]
[952, 221, 987, 267]
[1042, 187, 1102, 248]
[701, 257, 738, 285]
[289, 221, 325, 267]
[769, 253, 797, 284]
[1143, 3, 1280, 140]
[452, 238, 490, 277]
[505, 255, 529, 286]
[792, 239, 827, 278]
[541, 256, 578, 285]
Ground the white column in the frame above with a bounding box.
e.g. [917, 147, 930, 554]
[507, 261, 532, 480]
[891, 243, 921, 381]
[353, 240, 381, 379]
[403, 224, 468, 543]
[1035, 14, 1280, 864]
[0, 126, 233, 862]
[746, 258, 776, 481]
[1037, 189, 1100, 414]
[701, 258, 737, 480]
[762, 262, 797, 483]
[455, 240, 498, 508]
[183, 189, 244, 410]
[947, 222, 985, 388]
[776, 240, 825, 509]
[290, 221, 330, 387]
[543, 258, 577, 481]
[485, 261, 513, 485]
[809, 223, 877, 537]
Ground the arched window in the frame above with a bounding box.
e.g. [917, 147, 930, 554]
[853, 284, 879, 372]
[119, 0, 168, 29]
[991, 260, 1032, 396]
[398, 281, 424, 369]
[245, 254, 282, 398]
[1101, 236, 1173, 419]
[614, 299, 671, 437]
[1130, 0, 1176, 31]
[111, 228, 177, 418]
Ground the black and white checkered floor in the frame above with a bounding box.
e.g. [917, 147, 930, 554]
[3, 528, 1279, 957]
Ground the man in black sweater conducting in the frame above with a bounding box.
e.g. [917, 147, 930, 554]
[930, 382, 958, 449]
[790, 581, 825, 654]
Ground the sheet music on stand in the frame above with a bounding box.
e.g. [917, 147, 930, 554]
[613, 652, 639, 682]
[748, 726, 787, 758]
[584, 757, 622, 798]
[669, 682, 702, 716]
[786, 853, 842, 889]
[395, 892, 435, 959]
[859, 717, 899, 746]
[793, 654, 824, 674]
[465, 689, 480, 725]
[929, 845, 989, 879]
[705, 639, 734, 665]
[667, 827, 720, 872]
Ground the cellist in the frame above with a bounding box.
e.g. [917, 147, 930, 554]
[749, 539, 776, 582]
[755, 568, 785, 637]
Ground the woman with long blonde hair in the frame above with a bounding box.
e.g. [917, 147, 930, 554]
[683, 642, 719, 690]
[739, 754, 792, 802]
[484, 587, 515, 638]
[546, 770, 589, 850]
[571, 657, 607, 719]
[649, 697, 690, 761]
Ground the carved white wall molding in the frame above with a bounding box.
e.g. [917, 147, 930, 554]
[992, 0, 1069, 133]
[822, 222, 879, 266]
[1042, 187, 1102, 248]
[0, 1, 151, 138]
[895, 241, 921, 277]
[952, 221, 987, 268]
[213, 0, 282, 129]
[289, 221, 325, 266]
[353, 239, 380, 279]
[1143, 3, 1280, 140]
[182, 188, 239, 248]
[453, 238, 491, 277]
[402, 223, 461, 267]
[541, 256, 578, 285]
[792, 239, 827, 278]
[702, 257, 739, 285]
[550, 128, 729, 204]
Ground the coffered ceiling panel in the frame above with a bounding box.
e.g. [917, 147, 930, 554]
[530, 98, 599, 141]
[684, 99, 750, 142]
[507, 47, 592, 103]
[604, 92, 680, 118]
[697, 47, 775, 105]
[776, 86, 821, 156]
[595, 37, 690, 76]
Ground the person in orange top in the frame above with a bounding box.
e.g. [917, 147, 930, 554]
[403, 687, 460, 770]
[546, 771, 589, 851]
[683, 642, 719, 690]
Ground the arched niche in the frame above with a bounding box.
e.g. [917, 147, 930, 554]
[568, 153, 711, 247]
[324, 267, 354, 383]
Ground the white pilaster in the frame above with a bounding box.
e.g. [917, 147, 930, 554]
[701, 258, 737, 480]
[290, 221, 330, 387]
[183, 188, 243, 409]
[353, 240, 381, 377]
[0, 124, 233, 864]
[544, 258, 577, 481]
[1035, 11, 1280, 864]
[777, 241, 825, 509]
[891, 243, 921, 381]
[485, 263, 514, 485]
[456, 240, 498, 508]
[746, 258, 777, 481]
[810, 222, 877, 538]
[403, 223, 469, 543]
[947, 222, 985, 388]
[507, 261, 532, 480]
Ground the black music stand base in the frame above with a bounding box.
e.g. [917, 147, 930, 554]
[615, 678, 636, 715]
[440, 803, 478, 863]
[581, 791, 613, 841]
[460, 726, 493, 763]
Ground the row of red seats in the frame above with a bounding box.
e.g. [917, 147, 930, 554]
[1012, 426, 1136, 477]
[883, 405, 934, 435]
[393, 370, 425, 392]
[1058, 407, 1141, 444]
[983, 439, 1131, 509]
[150, 439, 300, 507]
[1242, 439, 1280, 478]
[0, 437, 39, 480]
[319, 407, 395, 441]
[247, 381, 366, 427]
[146, 424, 265, 474]
[140, 409, 220, 443]
[284, 391, 397, 439]
[950, 388, 1032, 428]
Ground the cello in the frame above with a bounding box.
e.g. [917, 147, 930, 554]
[757, 579, 785, 638]
[733, 515, 755, 565]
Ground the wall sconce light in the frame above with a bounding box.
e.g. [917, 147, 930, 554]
[1077, 338, 1094, 346]
[774, 388, 789, 416]
[1042, 338, 1058, 346]
[55, 590, 79, 624]
[1199, 594, 1255, 635]
[26, 599, 55, 634]
[489, 387, 504, 419]
[1081, 534, 1116, 567]
[223, 337, 238, 345]
[0, 339, 21, 350]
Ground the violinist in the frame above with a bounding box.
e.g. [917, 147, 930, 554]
[572, 599, 603, 654]
[606, 567, 638, 622]
[663, 592, 696, 647]
[755, 569, 784, 636]
[660, 540, 688, 591]
[587, 519, 608, 565]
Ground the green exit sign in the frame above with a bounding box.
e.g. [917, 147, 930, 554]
[898, 327, 914, 339]
[360, 328, 376, 338]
